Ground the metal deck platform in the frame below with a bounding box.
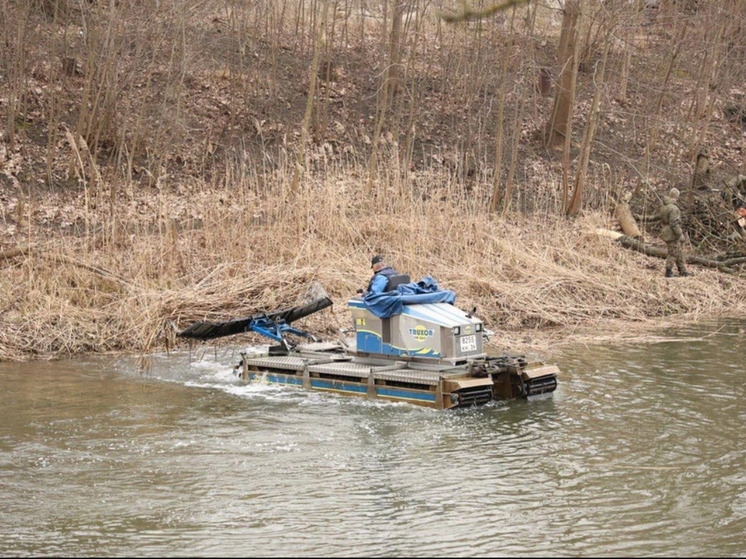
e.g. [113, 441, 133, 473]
[307, 361, 375, 378]
[374, 368, 442, 386]
[242, 354, 461, 386]
[238, 349, 557, 410]
[242, 355, 320, 371]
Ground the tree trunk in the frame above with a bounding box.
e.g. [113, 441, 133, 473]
[567, 31, 611, 216]
[503, 80, 528, 216]
[642, 21, 687, 178]
[367, 0, 402, 192]
[490, 6, 517, 213]
[616, 6, 633, 105]
[545, 0, 580, 149]
[388, 0, 405, 99]
[291, 0, 329, 194]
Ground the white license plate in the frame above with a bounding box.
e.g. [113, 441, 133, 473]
[460, 334, 477, 353]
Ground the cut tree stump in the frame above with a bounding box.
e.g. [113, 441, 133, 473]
[614, 201, 642, 238]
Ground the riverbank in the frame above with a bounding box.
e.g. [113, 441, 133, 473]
[3, 2, 746, 361]
[3, 174, 745, 362]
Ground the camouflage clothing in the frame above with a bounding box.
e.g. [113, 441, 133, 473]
[723, 174, 746, 210]
[658, 194, 689, 276]
[665, 240, 686, 274]
[658, 195, 683, 242]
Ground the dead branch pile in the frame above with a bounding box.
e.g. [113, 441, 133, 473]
[683, 190, 746, 253]
[630, 187, 746, 258]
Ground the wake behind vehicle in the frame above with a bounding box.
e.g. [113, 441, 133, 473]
[177, 279, 558, 410]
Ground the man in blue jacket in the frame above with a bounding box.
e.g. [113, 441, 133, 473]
[366, 255, 399, 294]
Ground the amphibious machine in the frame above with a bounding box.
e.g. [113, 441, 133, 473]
[177, 279, 558, 409]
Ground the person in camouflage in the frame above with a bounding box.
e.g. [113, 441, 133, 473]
[658, 188, 693, 278]
[723, 174, 746, 210]
[723, 174, 746, 240]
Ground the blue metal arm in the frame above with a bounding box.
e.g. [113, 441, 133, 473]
[246, 317, 318, 344]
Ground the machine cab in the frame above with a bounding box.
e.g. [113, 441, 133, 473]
[347, 297, 485, 364]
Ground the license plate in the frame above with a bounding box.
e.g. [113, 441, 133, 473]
[460, 334, 477, 353]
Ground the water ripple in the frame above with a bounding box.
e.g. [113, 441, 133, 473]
[1, 320, 745, 556]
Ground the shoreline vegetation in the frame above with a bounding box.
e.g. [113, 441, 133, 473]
[3, 170, 745, 362]
[2, 1, 745, 361]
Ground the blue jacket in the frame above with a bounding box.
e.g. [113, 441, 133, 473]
[367, 266, 398, 293]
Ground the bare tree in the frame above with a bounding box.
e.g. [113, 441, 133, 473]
[566, 33, 611, 216]
[291, 0, 330, 194]
[545, 0, 580, 149]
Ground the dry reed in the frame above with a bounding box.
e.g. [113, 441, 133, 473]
[2, 163, 745, 362]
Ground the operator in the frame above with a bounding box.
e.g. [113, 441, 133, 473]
[361, 255, 400, 295]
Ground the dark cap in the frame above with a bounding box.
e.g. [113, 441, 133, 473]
[371, 255, 383, 268]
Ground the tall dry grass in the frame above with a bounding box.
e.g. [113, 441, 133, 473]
[3, 159, 745, 361]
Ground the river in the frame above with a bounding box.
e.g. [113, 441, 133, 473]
[0, 319, 744, 557]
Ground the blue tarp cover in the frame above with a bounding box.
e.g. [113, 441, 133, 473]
[363, 276, 456, 318]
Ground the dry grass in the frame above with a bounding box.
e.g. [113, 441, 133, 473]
[2, 164, 745, 362]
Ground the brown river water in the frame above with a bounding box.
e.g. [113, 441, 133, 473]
[0, 319, 744, 557]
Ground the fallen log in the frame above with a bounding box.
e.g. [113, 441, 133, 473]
[595, 228, 743, 274]
[720, 256, 746, 267]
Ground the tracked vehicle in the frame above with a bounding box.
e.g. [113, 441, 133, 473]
[177, 280, 558, 410]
